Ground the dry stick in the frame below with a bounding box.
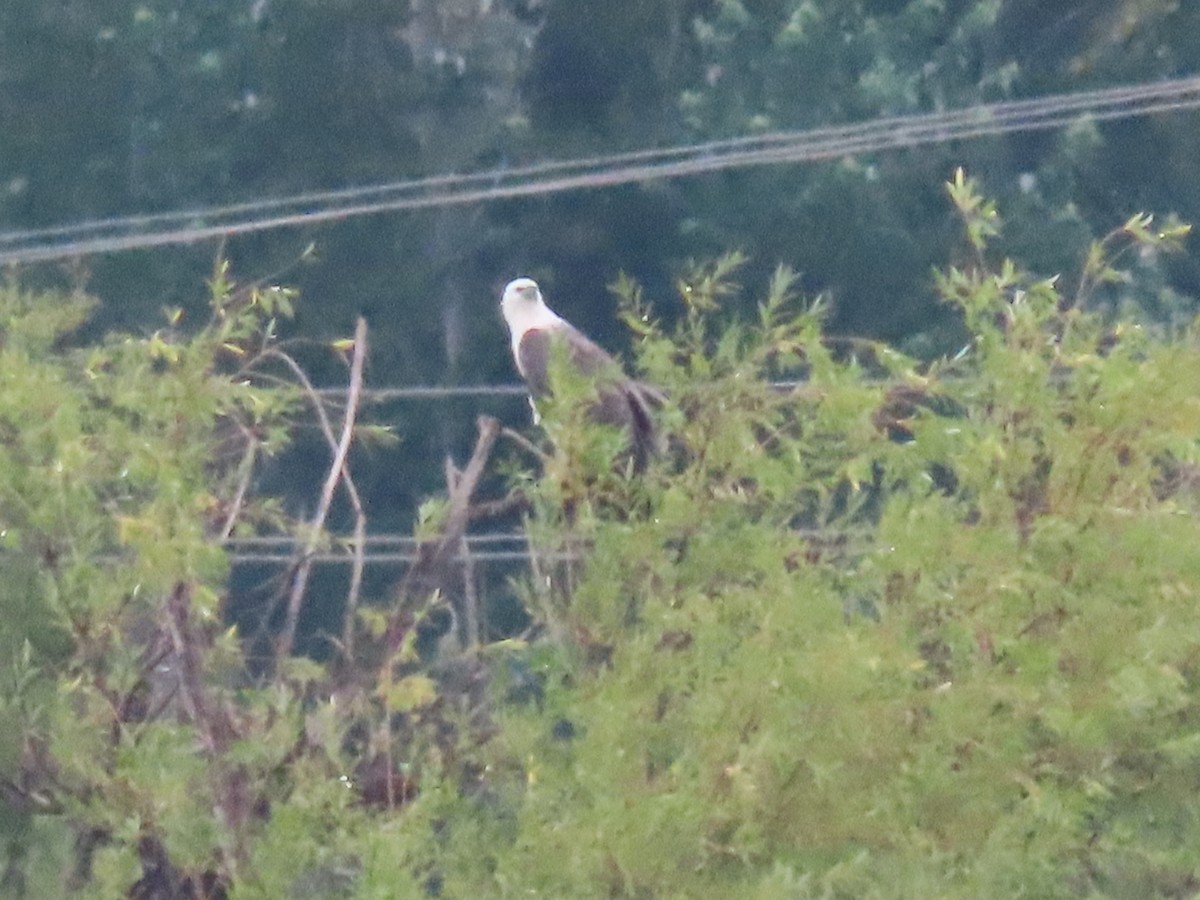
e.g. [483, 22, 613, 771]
[165, 584, 233, 753]
[443, 457, 481, 649]
[341, 477, 368, 661]
[501, 426, 551, 465]
[234, 355, 337, 650]
[238, 352, 341, 647]
[386, 415, 501, 649]
[378, 416, 498, 812]
[218, 426, 260, 542]
[467, 490, 531, 522]
[276, 317, 368, 660]
[164, 583, 252, 882]
[461, 533, 479, 648]
[249, 336, 369, 656]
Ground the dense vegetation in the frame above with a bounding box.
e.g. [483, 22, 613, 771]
[2, 175, 1199, 896]
[3, 0, 1198, 534]
[3, 1, 1200, 895]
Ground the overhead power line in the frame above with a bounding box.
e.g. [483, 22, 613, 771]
[222, 528, 870, 566]
[313, 380, 820, 403]
[2, 76, 1199, 265]
[322, 384, 528, 401]
[225, 531, 538, 565]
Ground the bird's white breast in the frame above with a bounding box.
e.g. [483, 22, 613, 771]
[500, 282, 565, 365]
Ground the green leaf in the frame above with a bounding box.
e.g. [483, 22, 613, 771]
[378, 675, 438, 712]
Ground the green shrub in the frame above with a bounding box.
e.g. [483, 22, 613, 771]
[3, 173, 1199, 898]
[441, 173, 1200, 897]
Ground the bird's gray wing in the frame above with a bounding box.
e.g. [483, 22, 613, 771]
[518, 326, 622, 396]
[521, 325, 662, 469]
[561, 324, 623, 377]
[516, 329, 554, 397]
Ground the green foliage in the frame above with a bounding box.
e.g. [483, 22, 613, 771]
[4, 179, 1200, 898]
[0, 263, 530, 897]
[4, 0, 1200, 893]
[422, 182, 1200, 896]
[4, 0, 1199, 614]
[0, 270, 342, 895]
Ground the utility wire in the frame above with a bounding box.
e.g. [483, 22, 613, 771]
[2, 76, 1198, 265]
[224, 531, 536, 565]
[312, 379, 823, 403]
[222, 528, 870, 566]
[320, 384, 529, 401]
[3, 75, 1194, 246]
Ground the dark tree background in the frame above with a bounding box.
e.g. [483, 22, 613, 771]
[2, 0, 1198, 631]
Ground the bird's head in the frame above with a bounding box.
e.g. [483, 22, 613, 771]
[500, 277, 561, 334]
[501, 277, 542, 314]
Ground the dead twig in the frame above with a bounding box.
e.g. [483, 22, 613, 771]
[165, 583, 234, 754]
[501, 426, 551, 465]
[217, 424, 260, 541]
[165, 582, 256, 882]
[275, 317, 369, 660]
[468, 489, 531, 522]
[443, 458, 481, 650]
[386, 415, 501, 651]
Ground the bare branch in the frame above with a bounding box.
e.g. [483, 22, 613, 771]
[164, 583, 234, 754]
[218, 425, 261, 541]
[247, 341, 370, 654]
[468, 489, 531, 522]
[444, 458, 481, 649]
[341, 481, 368, 662]
[387, 415, 501, 650]
[277, 317, 368, 660]
[501, 426, 551, 465]
[460, 533, 479, 648]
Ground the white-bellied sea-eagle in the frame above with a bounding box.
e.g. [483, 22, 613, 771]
[500, 277, 659, 469]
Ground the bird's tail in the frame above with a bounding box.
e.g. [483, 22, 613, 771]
[625, 381, 666, 469]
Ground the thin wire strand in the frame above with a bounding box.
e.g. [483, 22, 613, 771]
[222, 528, 872, 565]
[3, 75, 1195, 246]
[2, 76, 1198, 264]
[323, 384, 528, 401]
[312, 378, 835, 403]
[227, 532, 531, 547]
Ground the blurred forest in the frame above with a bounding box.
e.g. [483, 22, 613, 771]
[3, 0, 1199, 541]
[3, 1, 1200, 896]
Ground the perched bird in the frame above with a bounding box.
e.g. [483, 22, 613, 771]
[500, 277, 660, 469]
